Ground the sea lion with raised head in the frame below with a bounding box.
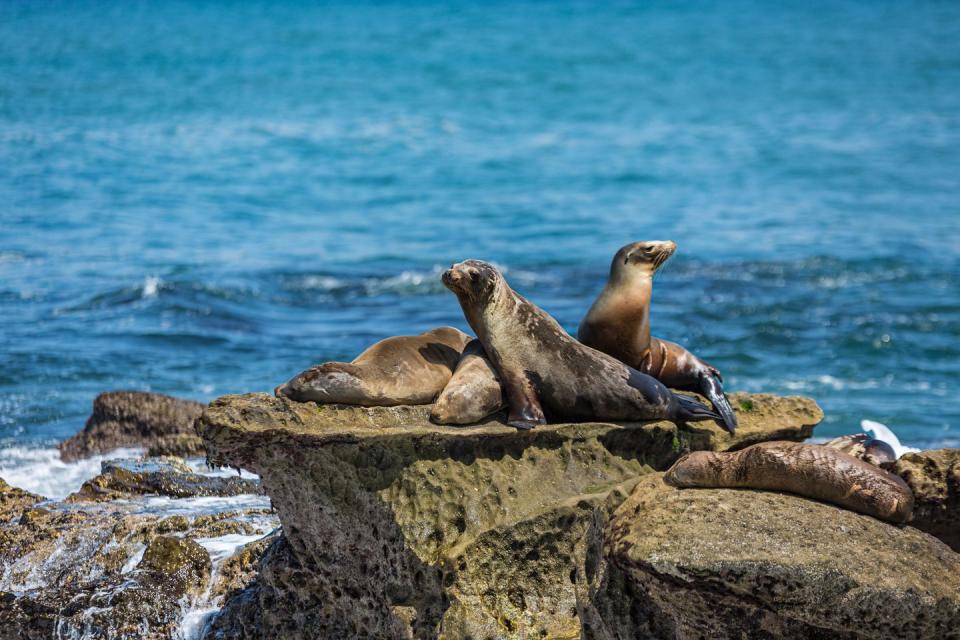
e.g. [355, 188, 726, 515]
[275, 327, 471, 405]
[578, 240, 738, 434]
[430, 339, 504, 425]
[441, 260, 721, 429]
[664, 441, 914, 523]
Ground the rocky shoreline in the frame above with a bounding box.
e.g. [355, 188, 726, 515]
[1, 390, 958, 639]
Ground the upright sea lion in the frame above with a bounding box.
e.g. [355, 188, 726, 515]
[664, 441, 914, 523]
[578, 240, 738, 434]
[275, 327, 471, 405]
[441, 260, 720, 429]
[430, 339, 504, 425]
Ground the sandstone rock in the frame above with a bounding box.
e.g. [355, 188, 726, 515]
[197, 392, 822, 639]
[0, 482, 276, 639]
[139, 535, 211, 594]
[0, 478, 43, 522]
[147, 433, 206, 458]
[66, 457, 260, 502]
[210, 533, 278, 602]
[888, 448, 960, 552]
[59, 391, 205, 461]
[603, 474, 960, 639]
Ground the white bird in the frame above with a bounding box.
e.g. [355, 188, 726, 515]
[861, 419, 921, 459]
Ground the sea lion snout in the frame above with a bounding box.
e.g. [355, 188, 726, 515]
[625, 240, 676, 267]
[441, 266, 461, 286]
[442, 260, 497, 297]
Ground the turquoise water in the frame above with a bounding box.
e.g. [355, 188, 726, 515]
[1, 0, 958, 449]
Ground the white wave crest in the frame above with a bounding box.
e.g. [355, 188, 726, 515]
[0, 446, 144, 500]
[142, 275, 162, 298]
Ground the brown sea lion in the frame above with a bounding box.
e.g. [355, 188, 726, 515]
[275, 327, 471, 405]
[664, 441, 914, 523]
[822, 433, 897, 466]
[430, 339, 504, 425]
[441, 260, 720, 430]
[578, 240, 738, 434]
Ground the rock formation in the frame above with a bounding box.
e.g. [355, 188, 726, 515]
[59, 391, 206, 461]
[197, 391, 823, 638]
[66, 457, 261, 502]
[603, 473, 960, 639]
[0, 458, 275, 640]
[888, 448, 960, 551]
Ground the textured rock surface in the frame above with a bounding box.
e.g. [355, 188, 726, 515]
[0, 478, 43, 522]
[197, 391, 822, 639]
[147, 433, 207, 458]
[889, 448, 960, 551]
[0, 482, 275, 639]
[66, 457, 260, 502]
[59, 391, 205, 461]
[603, 474, 960, 640]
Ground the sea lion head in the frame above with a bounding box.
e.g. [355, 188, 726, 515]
[610, 240, 677, 280]
[442, 260, 503, 303]
[274, 362, 366, 403]
[662, 450, 722, 487]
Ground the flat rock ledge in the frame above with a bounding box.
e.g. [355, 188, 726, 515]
[604, 474, 960, 640]
[197, 391, 821, 639]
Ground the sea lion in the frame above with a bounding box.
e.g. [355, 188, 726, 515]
[441, 260, 721, 429]
[664, 441, 914, 523]
[430, 339, 504, 425]
[578, 240, 738, 434]
[823, 433, 897, 466]
[275, 327, 471, 405]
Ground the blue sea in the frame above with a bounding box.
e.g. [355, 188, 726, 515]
[2, 0, 959, 481]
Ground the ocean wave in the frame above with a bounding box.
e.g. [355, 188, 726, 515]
[0, 446, 144, 500]
[280, 262, 550, 298]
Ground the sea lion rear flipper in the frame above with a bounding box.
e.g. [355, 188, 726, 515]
[699, 372, 738, 435]
[503, 372, 546, 430]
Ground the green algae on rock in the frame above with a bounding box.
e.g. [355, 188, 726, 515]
[197, 391, 822, 638]
[604, 473, 960, 639]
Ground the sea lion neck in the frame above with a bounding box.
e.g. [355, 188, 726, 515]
[602, 272, 653, 345]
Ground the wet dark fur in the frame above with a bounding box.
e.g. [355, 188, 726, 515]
[442, 260, 720, 429]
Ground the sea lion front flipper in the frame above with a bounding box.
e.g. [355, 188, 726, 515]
[502, 371, 546, 430]
[699, 371, 737, 435]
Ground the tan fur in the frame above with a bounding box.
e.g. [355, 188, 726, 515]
[664, 441, 914, 524]
[275, 327, 471, 405]
[430, 339, 504, 425]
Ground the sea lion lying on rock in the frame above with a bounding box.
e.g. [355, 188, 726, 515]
[275, 327, 471, 405]
[578, 240, 738, 434]
[664, 441, 914, 523]
[822, 433, 897, 466]
[442, 259, 721, 429]
[430, 339, 504, 425]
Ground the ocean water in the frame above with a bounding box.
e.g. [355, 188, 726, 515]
[2, 0, 959, 465]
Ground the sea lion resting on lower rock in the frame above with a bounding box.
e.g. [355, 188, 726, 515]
[578, 240, 738, 434]
[275, 327, 471, 405]
[441, 260, 720, 429]
[431, 339, 505, 425]
[822, 433, 897, 466]
[664, 441, 914, 523]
